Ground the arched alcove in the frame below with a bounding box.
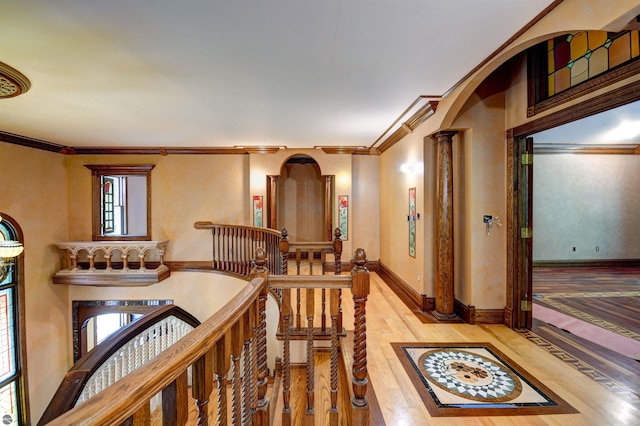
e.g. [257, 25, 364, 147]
[277, 155, 326, 242]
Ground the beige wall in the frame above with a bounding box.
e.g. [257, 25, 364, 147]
[352, 155, 380, 262]
[533, 154, 640, 260]
[379, 0, 640, 311]
[0, 142, 69, 421]
[380, 131, 426, 294]
[66, 154, 250, 261]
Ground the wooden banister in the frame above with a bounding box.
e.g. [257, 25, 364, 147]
[43, 232, 369, 425]
[267, 248, 370, 425]
[43, 274, 267, 425]
[39, 305, 200, 425]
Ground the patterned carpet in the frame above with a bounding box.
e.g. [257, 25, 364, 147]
[392, 342, 577, 417]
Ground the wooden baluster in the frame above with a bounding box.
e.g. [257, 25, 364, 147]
[251, 248, 270, 425]
[242, 308, 253, 426]
[192, 348, 214, 426]
[306, 288, 315, 416]
[215, 334, 230, 426]
[231, 321, 242, 426]
[212, 227, 218, 270]
[250, 300, 259, 420]
[162, 370, 189, 426]
[330, 289, 340, 414]
[121, 403, 150, 426]
[280, 228, 289, 275]
[295, 248, 301, 275]
[281, 288, 292, 426]
[351, 248, 370, 425]
[225, 226, 229, 271]
[296, 288, 301, 331]
[308, 249, 314, 275]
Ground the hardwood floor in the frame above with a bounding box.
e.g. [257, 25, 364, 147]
[333, 271, 640, 425]
[177, 268, 640, 425]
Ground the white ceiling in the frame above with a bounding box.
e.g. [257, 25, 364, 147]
[1, 1, 556, 150]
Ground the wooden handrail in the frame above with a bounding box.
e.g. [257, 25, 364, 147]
[43, 276, 267, 425]
[42, 238, 369, 425]
[39, 305, 200, 425]
[195, 222, 283, 276]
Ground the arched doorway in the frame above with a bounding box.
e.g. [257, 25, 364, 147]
[266, 154, 334, 242]
[278, 155, 326, 241]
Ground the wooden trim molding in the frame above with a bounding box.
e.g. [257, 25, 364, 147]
[529, 56, 640, 118]
[533, 259, 640, 268]
[378, 263, 431, 313]
[534, 144, 640, 155]
[512, 78, 640, 138]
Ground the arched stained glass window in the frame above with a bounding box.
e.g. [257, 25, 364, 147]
[0, 214, 28, 425]
[547, 30, 640, 96]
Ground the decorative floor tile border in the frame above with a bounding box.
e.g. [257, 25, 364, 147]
[392, 342, 578, 417]
[517, 328, 640, 409]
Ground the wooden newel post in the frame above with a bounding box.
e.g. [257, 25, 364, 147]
[333, 227, 342, 273]
[351, 248, 370, 425]
[279, 228, 289, 275]
[250, 247, 270, 425]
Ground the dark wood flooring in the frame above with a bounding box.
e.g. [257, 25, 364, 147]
[531, 266, 640, 406]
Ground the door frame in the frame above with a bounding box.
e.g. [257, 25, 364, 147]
[505, 78, 640, 329]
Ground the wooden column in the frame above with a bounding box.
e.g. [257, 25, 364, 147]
[324, 175, 334, 241]
[433, 131, 458, 318]
[268, 175, 279, 230]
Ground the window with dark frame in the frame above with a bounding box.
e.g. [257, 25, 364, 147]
[0, 219, 27, 425]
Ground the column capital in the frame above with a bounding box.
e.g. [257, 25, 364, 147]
[431, 130, 458, 143]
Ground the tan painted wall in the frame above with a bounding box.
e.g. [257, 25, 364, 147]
[533, 154, 640, 260]
[450, 84, 508, 309]
[380, 131, 426, 294]
[0, 142, 69, 422]
[379, 0, 640, 310]
[351, 155, 380, 262]
[65, 154, 250, 260]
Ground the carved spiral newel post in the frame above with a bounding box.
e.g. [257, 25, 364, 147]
[280, 228, 289, 275]
[333, 227, 344, 333]
[251, 247, 270, 424]
[351, 248, 370, 425]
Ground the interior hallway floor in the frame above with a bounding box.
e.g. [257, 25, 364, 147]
[334, 271, 640, 425]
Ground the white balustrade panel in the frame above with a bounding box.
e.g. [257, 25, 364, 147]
[75, 316, 195, 406]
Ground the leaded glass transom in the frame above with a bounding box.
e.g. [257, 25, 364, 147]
[547, 30, 640, 96]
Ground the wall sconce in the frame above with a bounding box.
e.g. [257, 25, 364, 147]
[400, 163, 414, 174]
[0, 214, 24, 282]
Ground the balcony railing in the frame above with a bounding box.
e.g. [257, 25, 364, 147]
[42, 246, 370, 425]
[53, 240, 170, 286]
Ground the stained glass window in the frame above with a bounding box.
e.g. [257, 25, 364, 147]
[0, 219, 22, 425]
[547, 30, 640, 96]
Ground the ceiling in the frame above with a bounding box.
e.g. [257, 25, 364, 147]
[1, 1, 557, 150]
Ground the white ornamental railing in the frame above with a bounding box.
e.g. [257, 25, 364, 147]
[75, 315, 195, 406]
[53, 240, 170, 286]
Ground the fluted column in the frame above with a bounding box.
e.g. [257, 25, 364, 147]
[433, 131, 458, 318]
